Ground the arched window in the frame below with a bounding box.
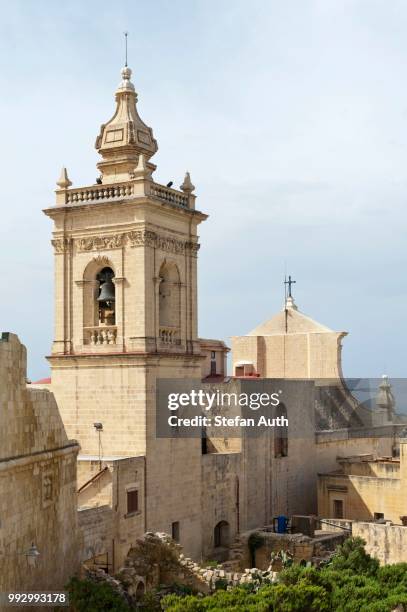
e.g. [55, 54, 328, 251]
[158, 262, 180, 344]
[274, 403, 288, 457]
[214, 520, 230, 548]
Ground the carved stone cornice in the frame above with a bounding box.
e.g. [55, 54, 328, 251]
[127, 230, 157, 248]
[74, 230, 200, 256]
[51, 237, 71, 253]
[156, 235, 187, 255]
[185, 241, 200, 256]
[77, 234, 127, 252]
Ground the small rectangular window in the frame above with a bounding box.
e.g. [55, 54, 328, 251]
[211, 351, 216, 359]
[374, 512, 384, 521]
[127, 489, 139, 515]
[202, 435, 208, 455]
[172, 521, 180, 542]
[275, 435, 288, 458]
[333, 499, 343, 519]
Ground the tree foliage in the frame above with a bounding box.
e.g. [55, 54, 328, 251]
[161, 538, 407, 612]
[66, 576, 130, 612]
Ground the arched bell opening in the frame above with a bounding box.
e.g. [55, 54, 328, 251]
[96, 267, 116, 326]
[82, 260, 118, 347]
[158, 261, 181, 345]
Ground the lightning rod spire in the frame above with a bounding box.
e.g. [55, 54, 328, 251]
[124, 31, 128, 67]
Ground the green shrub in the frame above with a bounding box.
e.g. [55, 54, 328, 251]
[205, 560, 219, 568]
[214, 578, 228, 590]
[161, 538, 407, 611]
[67, 539, 407, 612]
[66, 576, 130, 612]
[377, 562, 407, 588]
[330, 537, 379, 576]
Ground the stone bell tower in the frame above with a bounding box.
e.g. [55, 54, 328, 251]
[44, 65, 207, 460]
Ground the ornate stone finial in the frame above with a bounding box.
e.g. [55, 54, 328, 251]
[381, 374, 390, 386]
[376, 374, 396, 424]
[285, 295, 298, 311]
[56, 167, 72, 189]
[95, 65, 158, 184]
[180, 172, 195, 193]
[376, 375, 395, 409]
[117, 66, 135, 93]
[132, 154, 150, 180]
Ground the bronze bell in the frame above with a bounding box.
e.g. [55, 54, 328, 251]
[97, 279, 115, 304]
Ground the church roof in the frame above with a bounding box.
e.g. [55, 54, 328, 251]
[248, 297, 337, 336]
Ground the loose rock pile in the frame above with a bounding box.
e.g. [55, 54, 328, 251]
[84, 565, 133, 605]
[120, 532, 277, 594]
[84, 531, 279, 604]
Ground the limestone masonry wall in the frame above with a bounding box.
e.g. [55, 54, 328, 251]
[0, 333, 80, 593]
[78, 505, 113, 566]
[352, 522, 407, 565]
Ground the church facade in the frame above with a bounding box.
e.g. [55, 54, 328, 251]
[42, 65, 321, 565]
[39, 64, 397, 569]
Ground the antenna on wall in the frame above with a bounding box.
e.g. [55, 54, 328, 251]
[93, 422, 103, 470]
[283, 261, 288, 333]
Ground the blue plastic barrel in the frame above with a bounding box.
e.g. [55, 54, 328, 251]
[277, 515, 288, 534]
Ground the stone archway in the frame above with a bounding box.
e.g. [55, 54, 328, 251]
[135, 580, 145, 600]
[214, 520, 230, 548]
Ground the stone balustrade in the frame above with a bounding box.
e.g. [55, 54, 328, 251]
[84, 326, 117, 346]
[159, 326, 181, 345]
[60, 180, 190, 209]
[66, 183, 134, 204]
[150, 183, 189, 208]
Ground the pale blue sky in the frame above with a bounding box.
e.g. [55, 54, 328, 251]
[1, 0, 407, 380]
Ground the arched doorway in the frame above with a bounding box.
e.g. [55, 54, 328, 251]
[135, 581, 145, 600]
[214, 520, 230, 548]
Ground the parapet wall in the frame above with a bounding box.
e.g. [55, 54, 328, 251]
[352, 522, 407, 565]
[78, 505, 114, 565]
[0, 332, 70, 459]
[0, 333, 80, 593]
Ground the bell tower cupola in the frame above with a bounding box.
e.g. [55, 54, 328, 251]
[95, 66, 158, 184]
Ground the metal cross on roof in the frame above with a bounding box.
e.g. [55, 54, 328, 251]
[284, 275, 296, 298]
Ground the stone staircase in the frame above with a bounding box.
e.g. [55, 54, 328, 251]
[221, 535, 245, 572]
